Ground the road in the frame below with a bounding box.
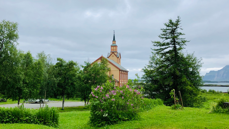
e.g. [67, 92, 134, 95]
[0, 101, 85, 109]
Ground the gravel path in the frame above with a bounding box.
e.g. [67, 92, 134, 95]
[0, 101, 85, 109]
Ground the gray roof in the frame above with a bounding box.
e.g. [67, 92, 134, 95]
[106, 58, 128, 72]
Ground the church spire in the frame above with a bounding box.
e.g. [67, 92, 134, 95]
[113, 30, 115, 41]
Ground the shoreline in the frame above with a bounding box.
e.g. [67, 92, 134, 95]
[201, 85, 229, 87]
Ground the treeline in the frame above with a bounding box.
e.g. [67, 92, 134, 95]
[0, 20, 110, 109]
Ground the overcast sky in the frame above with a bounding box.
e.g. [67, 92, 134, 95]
[1, 0, 229, 79]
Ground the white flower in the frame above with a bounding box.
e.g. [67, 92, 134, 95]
[103, 113, 108, 117]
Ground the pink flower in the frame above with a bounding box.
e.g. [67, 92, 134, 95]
[137, 92, 140, 95]
[131, 104, 133, 106]
[127, 102, 129, 104]
[142, 97, 144, 99]
[120, 90, 123, 93]
[126, 85, 129, 88]
[96, 96, 98, 98]
[91, 92, 93, 94]
[106, 94, 109, 98]
[97, 86, 100, 88]
[103, 97, 105, 99]
[122, 96, 124, 99]
[129, 89, 132, 91]
[92, 94, 95, 97]
[114, 87, 116, 89]
[100, 90, 102, 92]
[113, 93, 116, 95]
[112, 90, 115, 93]
[112, 99, 115, 101]
[101, 87, 103, 90]
[101, 109, 103, 112]
[95, 88, 98, 91]
[134, 89, 137, 92]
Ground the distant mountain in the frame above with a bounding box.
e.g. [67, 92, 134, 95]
[203, 65, 229, 81]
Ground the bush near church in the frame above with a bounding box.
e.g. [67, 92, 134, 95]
[89, 81, 163, 127]
[89, 81, 144, 126]
[0, 105, 59, 127]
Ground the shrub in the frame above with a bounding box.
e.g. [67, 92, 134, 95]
[89, 81, 145, 127]
[193, 95, 207, 108]
[0, 104, 59, 127]
[140, 98, 163, 111]
[212, 98, 229, 114]
[171, 104, 182, 110]
[208, 89, 217, 94]
[200, 89, 207, 93]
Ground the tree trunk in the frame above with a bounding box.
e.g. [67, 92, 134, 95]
[62, 95, 65, 110]
[17, 96, 20, 108]
[84, 99, 86, 106]
[43, 90, 46, 107]
[174, 90, 176, 109]
[87, 98, 89, 105]
[40, 97, 41, 108]
[179, 91, 184, 109]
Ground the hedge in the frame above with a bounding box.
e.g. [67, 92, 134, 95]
[0, 104, 59, 127]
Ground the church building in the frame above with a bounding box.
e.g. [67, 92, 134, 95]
[92, 31, 128, 86]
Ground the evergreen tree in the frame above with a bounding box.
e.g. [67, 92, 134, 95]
[142, 16, 203, 106]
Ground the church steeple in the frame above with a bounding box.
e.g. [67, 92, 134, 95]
[112, 30, 116, 45]
[113, 30, 115, 41]
[108, 30, 121, 65]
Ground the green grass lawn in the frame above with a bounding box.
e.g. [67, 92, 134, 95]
[0, 99, 25, 105]
[1, 93, 229, 129]
[2, 105, 229, 129]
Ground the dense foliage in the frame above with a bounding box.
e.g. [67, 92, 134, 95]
[142, 16, 203, 106]
[89, 81, 163, 127]
[55, 58, 80, 110]
[77, 58, 110, 106]
[0, 105, 59, 127]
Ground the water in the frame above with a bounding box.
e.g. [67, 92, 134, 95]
[204, 83, 229, 85]
[200, 87, 229, 92]
[200, 83, 229, 92]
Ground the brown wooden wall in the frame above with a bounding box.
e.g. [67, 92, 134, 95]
[119, 71, 128, 86]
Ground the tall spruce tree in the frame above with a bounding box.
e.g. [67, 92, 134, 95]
[143, 16, 203, 106]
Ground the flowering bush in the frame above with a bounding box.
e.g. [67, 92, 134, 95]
[89, 81, 145, 127]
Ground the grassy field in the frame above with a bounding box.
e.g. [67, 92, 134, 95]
[0, 99, 25, 105]
[1, 93, 229, 129]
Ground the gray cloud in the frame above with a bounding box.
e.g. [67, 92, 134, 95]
[1, 0, 229, 79]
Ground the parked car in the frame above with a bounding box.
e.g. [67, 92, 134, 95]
[27, 99, 49, 103]
[0, 98, 7, 102]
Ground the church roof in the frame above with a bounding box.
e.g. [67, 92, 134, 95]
[106, 58, 128, 72]
[92, 56, 128, 72]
